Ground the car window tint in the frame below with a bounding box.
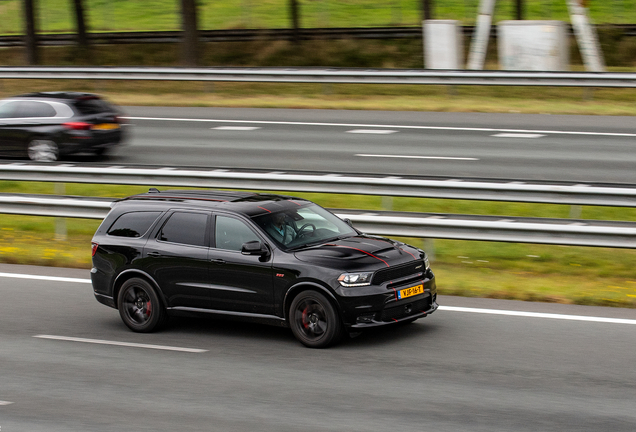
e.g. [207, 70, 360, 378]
[74, 98, 113, 115]
[0, 101, 21, 118]
[107, 211, 162, 238]
[215, 215, 260, 252]
[159, 212, 208, 247]
[17, 101, 57, 118]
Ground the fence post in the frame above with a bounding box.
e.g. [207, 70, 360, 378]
[54, 183, 67, 241]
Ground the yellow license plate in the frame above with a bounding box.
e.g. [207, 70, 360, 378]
[92, 123, 119, 130]
[398, 284, 424, 300]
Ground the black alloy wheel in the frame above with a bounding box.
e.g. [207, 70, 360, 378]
[289, 290, 341, 348]
[117, 278, 166, 332]
[27, 139, 59, 162]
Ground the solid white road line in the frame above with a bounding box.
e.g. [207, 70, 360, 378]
[0, 272, 91, 284]
[439, 306, 636, 325]
[492, 133, 546, 138]
[356, 154, 479, 161]
[346, 129, 397, 134]
[124, 116, 636, 137]
[0, 400, 14, 405]
[3, 272, 635, 326]
[212, 126, 261, 131]
[33, 335, 209, 353]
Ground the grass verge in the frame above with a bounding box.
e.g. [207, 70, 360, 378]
[1, 183, 635, 309]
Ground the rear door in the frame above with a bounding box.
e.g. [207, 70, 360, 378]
[143, 210, 212, 309]
[0, 101, 24, 155]
[208, 214, 275, 315]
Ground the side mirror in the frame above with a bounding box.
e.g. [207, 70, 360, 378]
[241, 240, 269, 257]
[344, 218, 354, 227]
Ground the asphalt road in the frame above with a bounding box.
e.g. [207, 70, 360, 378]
[1, 264, 635, 432]
[97, 107, 636, 184]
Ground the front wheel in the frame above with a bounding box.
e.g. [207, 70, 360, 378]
[117, 278, 166, 332]
[27, 139, 59, 162]
[289, 290, 341, 348]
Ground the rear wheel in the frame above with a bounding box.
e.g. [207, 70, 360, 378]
[27, 139, 58, 162]
[289, 290, 341, 348]
[117, 278, 166, 332]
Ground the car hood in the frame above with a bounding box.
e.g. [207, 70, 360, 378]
[293, 235, 422, 270]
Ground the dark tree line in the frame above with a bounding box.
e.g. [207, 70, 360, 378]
[22, 0, 529, 66]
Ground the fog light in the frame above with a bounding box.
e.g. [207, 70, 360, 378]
[356, 313, 376, 323]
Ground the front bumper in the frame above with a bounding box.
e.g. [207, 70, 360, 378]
[338, 273, 438, 329]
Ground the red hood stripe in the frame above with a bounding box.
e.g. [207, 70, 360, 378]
[330, 244, 390, 267]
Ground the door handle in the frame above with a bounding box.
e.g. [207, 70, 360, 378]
[210, 258, 225, 264]
[147, 252, 162, 257]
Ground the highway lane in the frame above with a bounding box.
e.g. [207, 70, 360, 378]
[96, 107, 636, 183]
[1, 264, 636, 432]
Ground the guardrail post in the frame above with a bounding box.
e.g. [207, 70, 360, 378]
[570, 204, 582, 219]
[424, 238, 435, 262]
[382, 196, 393, 210]
[54, 183, 67, 241]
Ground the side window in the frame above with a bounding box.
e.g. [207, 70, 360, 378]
[215, 215, 260, 252]
[107, 211, 162, 238]
[17, 101, 57, 118]
[159, 212, 208, 247]
[0, 101, 20, 118]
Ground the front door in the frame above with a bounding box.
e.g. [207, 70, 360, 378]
[208, 214, 274, 315]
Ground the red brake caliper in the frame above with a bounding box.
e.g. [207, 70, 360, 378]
[301, 307, 309, 329]
[146, 299, 152, 316]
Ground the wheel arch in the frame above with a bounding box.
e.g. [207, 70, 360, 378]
[113, 269, 167, 309]
[283, 281, 343, 324]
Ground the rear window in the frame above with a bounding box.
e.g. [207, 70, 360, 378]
[73, 98, 115, 115]
[107, 211, 162, 238]
[158, 212, 208, 247]
[17, 101, 57, 118]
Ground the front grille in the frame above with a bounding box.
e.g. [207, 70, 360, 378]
[372, 261, 424, 285]
[380, 295, 431, 321]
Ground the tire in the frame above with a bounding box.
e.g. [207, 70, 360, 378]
[289, 290, 341, 348]
[117, 278, 166, 333]
[27, 139, 59, 162]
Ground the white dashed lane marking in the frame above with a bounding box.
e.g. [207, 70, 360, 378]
[0, 400, 14, 406]
[33, 335, 209, 353]
[212, 126, 261, 131]
[356, 154, 479, 161]
[492, 133, 546, 138]
[346, 129, 398, 134]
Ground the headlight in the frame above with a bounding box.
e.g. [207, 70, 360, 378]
[424, 254, 430, 271]
[338, 272, 373, 287]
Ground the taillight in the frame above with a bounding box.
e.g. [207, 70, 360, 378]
[91, 242, 99, 257]
[63, 122, 91, 130]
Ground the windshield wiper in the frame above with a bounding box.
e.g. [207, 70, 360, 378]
[288, 234, 353, 251]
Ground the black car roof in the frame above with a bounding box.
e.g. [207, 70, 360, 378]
[117, 189, 310, 217]
[12, 91, 101, 101]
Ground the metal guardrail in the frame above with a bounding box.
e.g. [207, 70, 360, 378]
[1, 24, 635, 46]
[2, 193, 635, 248]
[1, 163, 635, 207]
[0, 66, 635, 88]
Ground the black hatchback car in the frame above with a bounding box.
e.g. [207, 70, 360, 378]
[0, 92, 123, 161]
[91, 189, 438, 348]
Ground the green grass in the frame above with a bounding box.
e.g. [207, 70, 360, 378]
[1, 182, 635, 308]
[2, 0, 636, 35]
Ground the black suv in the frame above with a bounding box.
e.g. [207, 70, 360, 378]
[91, 189, 438, 348]
[0, 92, 123, 161]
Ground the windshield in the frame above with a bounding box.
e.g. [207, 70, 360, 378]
[251, 203, 357, 250]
